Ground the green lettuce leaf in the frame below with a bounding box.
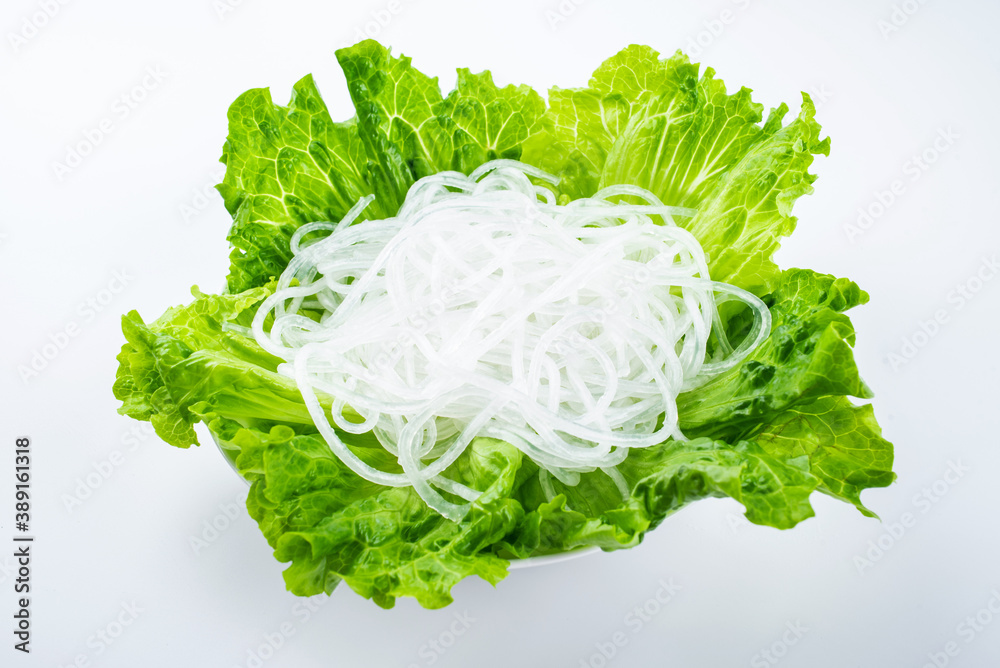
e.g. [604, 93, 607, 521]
[441, 69, 546, 174]
[113, 286, 312, 446]
[501, 436, 820, 559]
[677, 268, 872, 439]
[521, 44, 679, 200]
[212, 417, 830, 608]
[335, 40, 452, 213]
[218, 77, 381, 293]
[750, 396, 895, 517]
[213, 420, 522, 609]
[523, 45, 828, 295]
[679, 97, 828, 295]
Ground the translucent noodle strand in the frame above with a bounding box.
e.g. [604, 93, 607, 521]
[252, 161, 771, 521]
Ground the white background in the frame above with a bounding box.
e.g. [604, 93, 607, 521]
[2, 0, 998, 666]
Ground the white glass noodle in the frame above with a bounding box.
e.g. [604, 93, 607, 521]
[252, 161, 771, 521]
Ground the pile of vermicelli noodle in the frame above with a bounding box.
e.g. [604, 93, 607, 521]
[251, 161, 770, 520]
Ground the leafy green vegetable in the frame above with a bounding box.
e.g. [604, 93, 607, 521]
[220, 421, 521, 609]
[525, 44, 829, 296]
[113, 40, 893, 609]
[442, 69, 546, 175]
[218, 78, 379, 294]
[336, 40, 451, 212]
[677, 268, 872, 439]
[750, 396, 894, 518]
